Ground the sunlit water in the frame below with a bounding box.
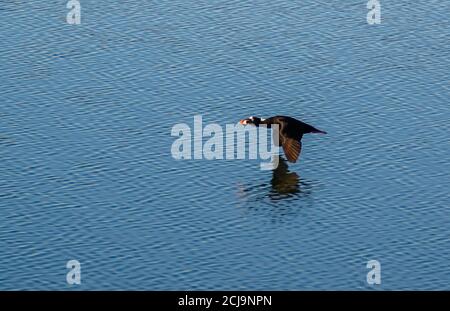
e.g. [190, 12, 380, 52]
[1, 1, 449, 290]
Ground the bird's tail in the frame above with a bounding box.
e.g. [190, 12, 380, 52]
[311, 129, 327, 134]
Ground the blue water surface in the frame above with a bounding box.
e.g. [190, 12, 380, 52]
[0, 1, 449, 289]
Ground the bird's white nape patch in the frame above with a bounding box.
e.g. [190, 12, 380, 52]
[249, 116, 265, 121]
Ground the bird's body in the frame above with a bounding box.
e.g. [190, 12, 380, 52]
[239, 115, 326, 163]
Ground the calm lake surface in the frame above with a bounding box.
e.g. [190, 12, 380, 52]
[1, 1, 449, 290]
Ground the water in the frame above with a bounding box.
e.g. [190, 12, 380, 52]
[1, 1, 449, 290]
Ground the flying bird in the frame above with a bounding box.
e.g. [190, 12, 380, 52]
[239, 115, 326, 163]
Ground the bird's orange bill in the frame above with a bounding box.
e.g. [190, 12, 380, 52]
[282, 138, 302, 163]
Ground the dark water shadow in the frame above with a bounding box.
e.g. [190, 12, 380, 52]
[236, 156, 314, 222]
[268, 156, 312, 201]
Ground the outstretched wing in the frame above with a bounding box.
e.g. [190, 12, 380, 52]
[281, 138, 302, 163]
[269, 116, 304, 163]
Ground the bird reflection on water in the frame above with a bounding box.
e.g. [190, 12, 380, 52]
[237, 156, 313, 205]
[271, 156, 313, 201]
[269, 155, 302, 200]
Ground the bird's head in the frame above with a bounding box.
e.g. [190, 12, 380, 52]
[239, 116, 262, 126]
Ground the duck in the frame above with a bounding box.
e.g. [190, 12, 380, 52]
[239, 115, 326, 163]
